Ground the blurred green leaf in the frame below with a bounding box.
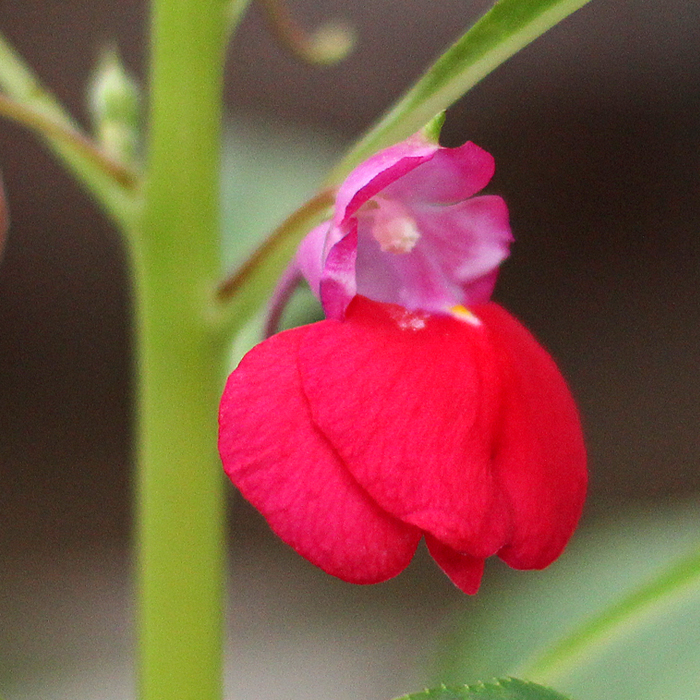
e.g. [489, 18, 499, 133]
[219, 118, 336, 350]
[330, 0, 593, 182]
[399, 678, 571, 700]
[220, 117, 340, 270]
[432, 503, 700, 700]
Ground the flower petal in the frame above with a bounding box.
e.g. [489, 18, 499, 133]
[318, 222, 358, 320]
[385, 141, 495, 205]
[354, 194, 511, 312]
[334, 135, 438, 224]
[299, 296, 513, 557]
[425, 535, 486, 595]
[412, 195, 512, 305]
[295, 221, 330, 299]
[475, 304, 587, 570]
[219, 324, 422, 583]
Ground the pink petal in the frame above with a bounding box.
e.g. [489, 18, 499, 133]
[354, 195, 511, 312]
[334, 135, 438, 224]
[425, 535, 486, 595]
[475, 304, 588, 570]
[385, 141, 495, 205]
[412, 195, 512, 304]
[219, 324, 422, 583]
[318, 222, 358, 320]
[299, 296, 513, 557]
[295, 221, 330, 298]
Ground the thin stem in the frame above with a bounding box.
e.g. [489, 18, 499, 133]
[517, 546, 700, 685]
[134, 0, 230, 698]
[0, 93, 138, 189]
[325, 0, 593, 184]
[213, 187, 334, 336]
[257, 0, 354, 66]
[0, 32, 139, 227]
[0, 31, 77, 123]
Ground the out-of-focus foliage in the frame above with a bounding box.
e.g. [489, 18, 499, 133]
[432, 503, 700, 700]
[220, 117, 339, 270]
[220, 118, 336, 361]
[397, 679, 570, 700]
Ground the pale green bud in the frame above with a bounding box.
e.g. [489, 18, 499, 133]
[88, 48, 141, 166]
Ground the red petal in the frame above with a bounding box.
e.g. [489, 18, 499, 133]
[299, 296, 513, 557]
[425, 535, 486, 595]
[219, 324, 421, 584]
[476, 304, 588, 570]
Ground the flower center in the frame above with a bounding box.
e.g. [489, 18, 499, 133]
[365, 198, 421, 254]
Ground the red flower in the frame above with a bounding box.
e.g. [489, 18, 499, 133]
[219, 296, 586, 594]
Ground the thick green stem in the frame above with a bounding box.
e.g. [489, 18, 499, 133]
[134, 1, 231, 698]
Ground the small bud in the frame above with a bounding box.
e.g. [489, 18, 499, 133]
[307, 21, 356, 66]
[88, 48, 141, 166]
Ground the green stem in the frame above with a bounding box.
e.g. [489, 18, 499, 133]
[213, 187, 334, 335]
[133, 0, 231, 698]
[326, 0, 593, 184]
[0, 32, 139, 227]
[517, 546, 700, 685]
[0, 93, 138, 187]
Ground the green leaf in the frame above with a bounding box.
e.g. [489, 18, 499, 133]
[432, 503, 700, 700]
[328, 0, 593, 182]
[399, 678, 571, 700]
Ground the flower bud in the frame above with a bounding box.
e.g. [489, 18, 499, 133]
[87, 48, 141, 166]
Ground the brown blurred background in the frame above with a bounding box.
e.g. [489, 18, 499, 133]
[1, 0, 700, 697]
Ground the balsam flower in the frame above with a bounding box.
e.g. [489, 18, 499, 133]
[219, 130, 587, 594]
[296, 130, 512, 319]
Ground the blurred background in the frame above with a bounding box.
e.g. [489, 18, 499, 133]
[1, 0, 700, 698]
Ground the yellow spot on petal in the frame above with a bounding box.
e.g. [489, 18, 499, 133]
[451, 305, 482, 326]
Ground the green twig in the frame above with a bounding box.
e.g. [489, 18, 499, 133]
[0, 92, 138, 189]
[213, 186, 334, 335]
[0, 31, 139, 227]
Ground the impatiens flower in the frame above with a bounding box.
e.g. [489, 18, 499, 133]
[296, 130, 512, 319]
[219, 129, 587, 594]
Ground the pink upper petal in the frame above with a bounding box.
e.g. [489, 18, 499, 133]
[298, 296, 513, 557]
[295, 221, 330, 298]
[354, 194, 511, 312]
[334, 135, 438, 225]
[475, 304, 588, 570]
[318, 222, 358, 320]
[384, 141, 495, 205]
[293, 134, 509, 320]
[219, 323, 422, 583]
